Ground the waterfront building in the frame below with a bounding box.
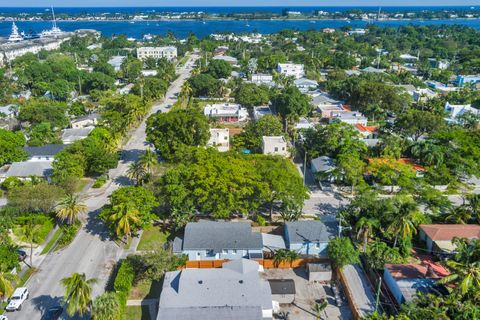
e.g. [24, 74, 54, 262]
[136, 46, 177, 61]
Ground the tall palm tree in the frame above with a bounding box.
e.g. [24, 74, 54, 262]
[19, 220, 42, 268]
[56, 194, 88, 225]
[445, 206, 472, 224]
[181, 81, 193, 99]
[126, 161, 147, 186]
[0, 272, 18, 301]
[139, 149, 158, 175]
[356, 217, 380, 253]
[61, 272, 97, 317]
[108, 202, 140, 241]
[388, 210, 422, 248]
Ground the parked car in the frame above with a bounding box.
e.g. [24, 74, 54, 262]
[16, 250, 27, 262]
[5, 287, 29, 312]
[41, 306, 63, 320]
[0, 315, 9, 320]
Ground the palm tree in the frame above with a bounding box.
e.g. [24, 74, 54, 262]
[56, 194, 88, 225]
[19, 221, 42, 267]
[437, 238, 480, 296]
[388, 210, 422, 248]
[139, 149, 158, 175]
[0, 272, 18, 301]
[61, 272, 97, 317]
[445, 206, 472, 224]
[273, 249, 298, 267]
[92, 292, 120, 320]
[355, 217, 380, 253]
[181, 81, 193, 100]
[126, 161, 147, 186]
[108, 202, 140, 241]
[312, 298, 328, 320]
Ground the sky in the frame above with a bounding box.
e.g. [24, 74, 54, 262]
[3, 0, 480, 7]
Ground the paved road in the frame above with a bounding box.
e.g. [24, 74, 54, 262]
[6, 53, 199, 320]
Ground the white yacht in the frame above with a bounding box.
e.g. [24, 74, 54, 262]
[40, 7, 64, 38]
[8, 22, 24, 42]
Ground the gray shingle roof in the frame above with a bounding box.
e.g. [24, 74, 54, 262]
[285, 220, 331, 244]
[157, 306, 264, 320]
[182, 222, 263, 253]
[311, 156, 335, 173]
[5, 161, 53, 178]
[23, 144, 67, 157]
[158, 259, 272, 319]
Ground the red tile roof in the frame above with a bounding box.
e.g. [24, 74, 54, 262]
[385, 262, 449, 280]
[354, 123, 378, 133]
[419, 224, 480, 241]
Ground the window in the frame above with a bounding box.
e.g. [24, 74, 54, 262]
[315, 243, 320, 249]
[274, 147, 278, 152]
[197, 252, 201, 256]
[222, 249, 228, 254]
[232, 249, 237, 254]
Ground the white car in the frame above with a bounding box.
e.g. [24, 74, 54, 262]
[0, 315, 9, 320]
[5, 287, 29, 312]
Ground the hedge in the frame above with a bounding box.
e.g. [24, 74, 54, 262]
[113, 259, 135, 312]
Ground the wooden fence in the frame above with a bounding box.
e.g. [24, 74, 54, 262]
[184, 258, 327, 269]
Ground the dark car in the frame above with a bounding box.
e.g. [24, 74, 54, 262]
[41, 306, 63, 320]
[16, 250, 27, 262]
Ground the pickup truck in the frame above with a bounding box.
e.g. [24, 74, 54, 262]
[5, 287, 29, 312]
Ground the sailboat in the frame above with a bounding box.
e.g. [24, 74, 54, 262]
[40, 6, 63, 38]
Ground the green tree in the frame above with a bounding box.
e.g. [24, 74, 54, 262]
[0, 243, 20, 273]
[232, 115, 284, 153]
[272, 86, 312, 131]
[61, 272, 97, 317]
[235, 83, 270, 109]
[327, 237, 359, 269]
[0, 129, 27, 166]
[187, 74, 220, 97]
[335, 152, 366, 194]
[146, 108, 210, 161]
[52, 149, 86, 183]
[107, 202, 140, 241]
[27, 122, 61, 147]
[126, 161, 147, 186]
[273, 249, 299, 267]
[206, 59, 232, 79]
[91, 292, 121, 320]
[138, 149, 158, 175]
[7, 183, 63, 213]
[121, 58, 143, 82]
[356, 217, 380, 253]
[18, 98, 69, 128]
[0, 272, 18, 300]
[83, 72, 115, 93]
[387, 197, 424, 247]
[394, 109, 444, 141]
[56, 194, 88, 224]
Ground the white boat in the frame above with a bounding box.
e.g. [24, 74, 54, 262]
[40, 6, 64, 38]
[8, 22, 24, 42]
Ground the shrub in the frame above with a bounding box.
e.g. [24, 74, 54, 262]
[57, 222, 81, 249]
[93, 175, 108, 188]
[257, 215, 266, 226]
[327, 237, 359, 269]
[113, 259, 135, 310]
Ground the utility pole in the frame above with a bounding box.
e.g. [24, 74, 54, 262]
[303, 150, 307, 185]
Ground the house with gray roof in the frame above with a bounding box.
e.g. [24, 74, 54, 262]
[173, 221, 263, 260]
[284, 221, 333, 257]
[62, 126, 94, 144]
[157, 259, 273, 320]
[70, 113, 101, 128]
[3, 160, 53, 180]
[24, 144, 67, 161]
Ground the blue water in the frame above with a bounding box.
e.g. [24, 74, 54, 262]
[1, 7, 480, 39]
[2, 19, 480, 39]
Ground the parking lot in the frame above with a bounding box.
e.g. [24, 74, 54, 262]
[261, 268, 353, 320]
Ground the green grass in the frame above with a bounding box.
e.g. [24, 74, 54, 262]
[40, 228, 63, 255]
[55, 222, 81, 251]
[75, 178, 91, 193]
[124, 305, 151, 320]
[18, 267, 35, 287]
[137, 227, 169, 251]
[128, 279, 162, 300]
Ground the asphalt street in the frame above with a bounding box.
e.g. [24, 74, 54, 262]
[6, 53, 199, 320]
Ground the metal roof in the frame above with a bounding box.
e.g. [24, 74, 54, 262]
[5, 160, 53, 177]
[24, 144, 67, 157]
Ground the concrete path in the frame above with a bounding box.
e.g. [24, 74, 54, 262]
[127, 299, 158, 320]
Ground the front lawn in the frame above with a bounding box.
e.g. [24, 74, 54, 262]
[137, 227, 169, 251]
[125, 305, 151, 320]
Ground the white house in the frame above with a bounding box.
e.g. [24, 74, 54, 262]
[251, 74, 273, 84]
[212, 55, 238, 65]
[23, 144, 67, 162]
[294, 78, 318, 91]
[204, 103, 248, 122]
[136, 46, 177, 61]
[330, 111, 368, 126]
[444, 102, 480, 123]
[277, 63, 305, 79]
[157, 259, 273, 320]
[62, 127, 94, 144]
[262, 136, 288, 157]
[107, 56, 126, 72]
[207, 128, 230, 152]
[0, 104, 18, 119]
[71, 113, 101, 128]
